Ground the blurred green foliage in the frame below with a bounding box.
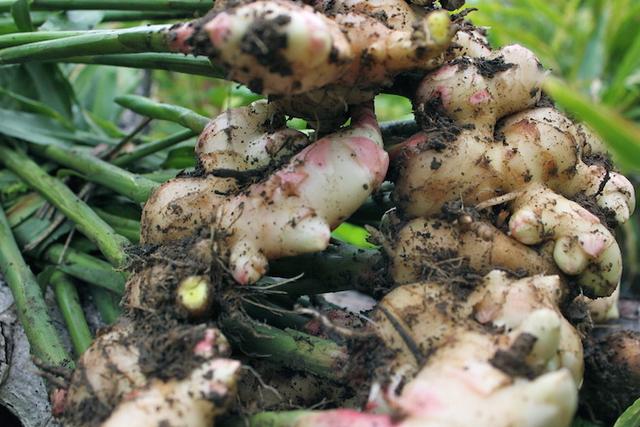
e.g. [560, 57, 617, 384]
[469, 0, 640, 119]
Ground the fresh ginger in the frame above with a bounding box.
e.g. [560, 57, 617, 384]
[262, 272, 582, 427]
[386, 213, 560, 285]
[142, 104, 388, 284]
[141, 99, 308, 244]
[54, 1, 640, 426]
[508, 184, 622, 296]
[168, 0, 454, 96]
[394, 51, 634, 226]
[58, 321, 238, 427]
[163, 0, 458, 128]
[380, 270, 582, 376]
[391, 39, 634, 297]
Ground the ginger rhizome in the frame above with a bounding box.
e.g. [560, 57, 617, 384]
[142, 103, 388, 284]
[169, 0, 454, 95]
[56, 1, 640, 427]
[59, 321, 239, 427]
[166, 0, 456, 128]
[372, 271, 581, 427]
[392, 36, 633, 297]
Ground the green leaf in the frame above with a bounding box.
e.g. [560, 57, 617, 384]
[0, 108, 117, 147]
[571, 417, 602, 427]
[375, 94, 413, 122]
[208, 83, 262, 110]
[12, 216, 51, 248]
[82, 110, 125, 137]
[5, 193, 45, 227]
[614, 397, 640, 427]
[162, 145, 196, 169]
[604, 30, 640, 104]
[544, 77, 640, 171]
[4, 2, 77, 121]
[0, 85, 74, 128]
[331, 223, 378, 249]
[577, 7, 608, 84]
[24, 63, 75, 120]
[0, 108, 82, 146]
[10, 0, 33, 32]
[0, 168, 29, 202]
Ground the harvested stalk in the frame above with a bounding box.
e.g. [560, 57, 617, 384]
[29, 143, 159, 203]
[50, 271, 93, 356]
[0, 204, 72, 368]
[116, 94, 209, 132]
[0, 0, 213, 12]
[0, 145, 130, 266]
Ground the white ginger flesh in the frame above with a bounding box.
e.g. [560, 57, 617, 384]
[169, 0, 454, 96]
[371, 271, 582, 427]
[59, 322, 237, 427]
[142, 104, 388, 284]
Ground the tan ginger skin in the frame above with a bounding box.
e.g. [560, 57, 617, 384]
[392, 37, 634, 297]
[142, 104, 388, 284]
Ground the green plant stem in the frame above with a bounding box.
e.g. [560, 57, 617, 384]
[59, 53, 224, 78]
[0, 25, 173, 64]
[116, 94, 209, 132]
[0, 0, 212, 12]
[50, 270, 93, 356]
[115, 97, 420, 150]
[0, 145, 129, 266]
[113, 128, 196, 166]
[43, 244, 126, 294]
[143, 168, 184, 183]
[0, 205, 72, 368]
[268, 242, 383, 296]
[220, 316, 348, 382]
[4, 194, 127, 291]
[31, 144, 159, 203]
[0, 11, 191, 35]
[88, 286, 121, 324]
[0, 30, 87, 49]
[243, 300, 310, 331]
[5, 192, 46, 227]
[380, 119, 419, 143]
[94, 208, 140, 243]
[225, 411, 315, 427]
